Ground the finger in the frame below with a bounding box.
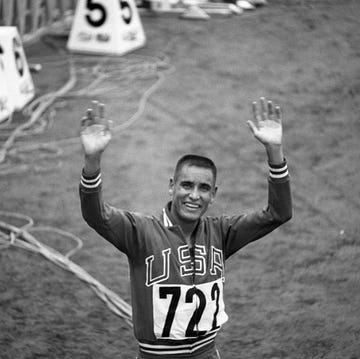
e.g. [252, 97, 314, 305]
[86, 108, 94, 122]
[267, 100, 274, 118]
[80, 116, 88, 127]
[80, 116, 89, 130]
[97, 102, 109, 129]
[91, 100, 99, 111]
[90, 100, 100, 121]
[98, 102, 105, 119]
[275, 106, 282, 123]
[251, 101, 260, 128]
[260, 97, 268, 121]
[246, 120, 258, 135]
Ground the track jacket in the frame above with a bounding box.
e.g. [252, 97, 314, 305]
[79, 161, 292, 357]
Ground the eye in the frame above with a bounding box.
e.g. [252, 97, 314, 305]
[199, 184, 211, 192]
[181, 182, 193, 190]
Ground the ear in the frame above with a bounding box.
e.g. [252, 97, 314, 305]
[210, 186, 218, 204]
[168, 177, 175, 197]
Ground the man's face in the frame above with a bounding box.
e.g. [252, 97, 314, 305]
[169, 164, 217, 224]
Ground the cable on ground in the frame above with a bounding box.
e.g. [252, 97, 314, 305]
[0, 36, 175, 176]
[0, 210, 133, 327]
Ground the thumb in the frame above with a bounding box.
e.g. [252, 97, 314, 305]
[246, 120, 258, 135]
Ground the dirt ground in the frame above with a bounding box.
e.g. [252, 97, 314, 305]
[1, 0, 360, 358]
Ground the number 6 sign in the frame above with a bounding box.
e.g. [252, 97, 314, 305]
[0, 44, 15, 123]
[67, 0, 146, 56]
[0, 27, 35, 111]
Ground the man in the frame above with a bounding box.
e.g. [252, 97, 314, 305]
[79, 97, 292, 358]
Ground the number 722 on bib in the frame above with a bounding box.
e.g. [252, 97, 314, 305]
[152, 278, 228, 339]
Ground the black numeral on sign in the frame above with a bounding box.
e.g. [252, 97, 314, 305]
[13, 45, 24, 77]
[211, 283, 220, 330]
[159, 282, 221, 338]
[159, 286, 181, 337]
[0, 45, 3, 71]
[185, 287, 207, 337]
[120, 0, 132, 24]
[85, 0, 107, 27]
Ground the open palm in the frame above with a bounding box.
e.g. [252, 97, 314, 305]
[81, 124, 111, 156]
[247, 97, 283, 146]
[80, 101, 111, 157]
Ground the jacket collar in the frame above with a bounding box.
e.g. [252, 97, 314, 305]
[162, 202, 174, 227]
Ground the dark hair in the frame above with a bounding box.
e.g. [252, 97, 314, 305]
[174, 154, 217, 183]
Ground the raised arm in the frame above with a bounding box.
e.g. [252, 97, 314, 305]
[78, 102, 148, 256]
[224, 97, 292, 258]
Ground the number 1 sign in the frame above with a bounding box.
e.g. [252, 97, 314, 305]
[67, 0, 146, 56]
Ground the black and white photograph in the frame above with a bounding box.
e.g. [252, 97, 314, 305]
[1, 0, 359, 358]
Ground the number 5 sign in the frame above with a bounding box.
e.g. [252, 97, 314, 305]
[67, 0, 146, 56]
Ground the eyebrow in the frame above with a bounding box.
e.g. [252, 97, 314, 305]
[180, 180, 212, 190]
[180, 180, 194, 186]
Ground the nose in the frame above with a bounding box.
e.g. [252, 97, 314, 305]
[189, 188, 200, 200]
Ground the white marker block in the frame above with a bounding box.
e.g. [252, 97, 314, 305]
[0, 49, 14, 122]
[67, 0, 146, 56]
[0, 27, 35, 111]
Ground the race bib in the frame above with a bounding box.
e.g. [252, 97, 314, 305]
[152, 278, 228, 339]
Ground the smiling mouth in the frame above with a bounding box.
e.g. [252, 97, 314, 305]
[184, 202, 201, 210]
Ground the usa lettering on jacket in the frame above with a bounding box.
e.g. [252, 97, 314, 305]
[145, 245, 224, 287]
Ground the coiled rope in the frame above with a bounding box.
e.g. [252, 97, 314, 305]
[0, 210, 133, 327]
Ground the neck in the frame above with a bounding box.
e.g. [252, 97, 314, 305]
[169, 205, 199, 238]
[179, 221, 198, 238]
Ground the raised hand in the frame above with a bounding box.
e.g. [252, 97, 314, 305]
[247, 97, 284, 164]
[80, 101, 112, 157]
[247, 97, 282, 147]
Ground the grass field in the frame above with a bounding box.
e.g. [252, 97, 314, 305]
[1, 0, 360, 358]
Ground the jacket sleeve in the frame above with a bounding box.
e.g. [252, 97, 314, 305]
[79, 170, 143, 256]
[222, 160, 292, 259]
